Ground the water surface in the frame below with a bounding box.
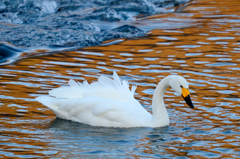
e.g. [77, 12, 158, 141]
[0, 0, 240, 158]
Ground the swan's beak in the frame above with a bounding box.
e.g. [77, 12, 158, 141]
[181, 87, 194, 109]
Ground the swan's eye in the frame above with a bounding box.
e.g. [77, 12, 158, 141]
[180, 85, 183, 88]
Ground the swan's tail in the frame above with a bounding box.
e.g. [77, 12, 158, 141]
[36, 96, 67, 119]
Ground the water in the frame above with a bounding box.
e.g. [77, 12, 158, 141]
[0, 0, 187, 49]
[1, 0, 240, 158]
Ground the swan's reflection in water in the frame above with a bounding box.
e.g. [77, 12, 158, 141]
[49, 118, 170, 157]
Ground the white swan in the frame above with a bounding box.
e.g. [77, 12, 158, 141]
[36, 72, 194, 128]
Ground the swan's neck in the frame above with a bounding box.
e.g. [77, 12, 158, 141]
[151, 76, 170, 127]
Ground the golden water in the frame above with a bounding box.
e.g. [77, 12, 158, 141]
[0, 0, 240, 158]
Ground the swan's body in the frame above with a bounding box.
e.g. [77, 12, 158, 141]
[36, 72, 194, 128]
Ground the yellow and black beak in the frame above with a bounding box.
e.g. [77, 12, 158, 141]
[182, 87, 194, 109]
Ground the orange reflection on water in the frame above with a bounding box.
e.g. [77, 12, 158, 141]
[0, 0, 240, 158]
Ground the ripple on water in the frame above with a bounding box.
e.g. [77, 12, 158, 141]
[1, 0, 240, 158]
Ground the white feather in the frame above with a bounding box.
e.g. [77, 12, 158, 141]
[36, 72, 194, 127]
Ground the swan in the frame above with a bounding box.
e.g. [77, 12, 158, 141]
[36, 72, 194, 128]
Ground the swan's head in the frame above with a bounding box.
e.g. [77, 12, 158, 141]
[169, 75, 194, 109]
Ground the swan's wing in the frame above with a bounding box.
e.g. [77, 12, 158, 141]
[36, 95, 142, 126]
[49, 71, 137, 102]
